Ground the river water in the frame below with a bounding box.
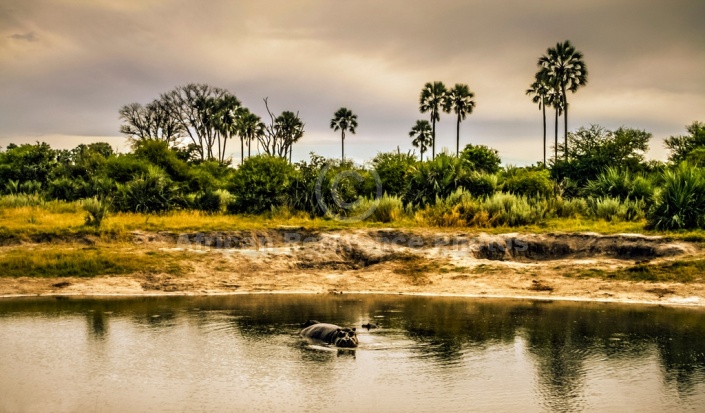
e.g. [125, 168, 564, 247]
[1, 295, 704, 412]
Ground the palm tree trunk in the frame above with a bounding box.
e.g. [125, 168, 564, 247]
[248, 137, 251, 159]
[289, 145, 292, 163]
[554, 108, 559, 162]
[542, 103, 546, 166]
[563, 85, 568, 161]
[222, 133, 228, 163]
[431, 118, 436, 160]
[240, 136, 244, 165]
[456, 113, 460, 157]
[342, 131, 345, 161]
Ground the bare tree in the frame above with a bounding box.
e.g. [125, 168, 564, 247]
[159, 83, 237, 161]
[119, 100, 184, 146]
[258, 98, 305, 160]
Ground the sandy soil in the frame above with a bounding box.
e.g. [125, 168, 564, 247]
[2, 229, 704, 307]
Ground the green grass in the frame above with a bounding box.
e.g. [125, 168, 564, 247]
[0, 245, 189, 278]
[2, 198, 705, 241]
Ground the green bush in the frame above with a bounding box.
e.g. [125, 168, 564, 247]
[228, 155, 294, 214]
[47, 177, 83, 201]
[83, 197, 109, 227]
[356, 194, 405, 223]
[502, 167, 553, 198]
[112, 167, 181, 214]
[103, 155, 151, 184]
[648, 163, 705, 230]
[405, 154, 469, 206]
[584, 167, 654, 202]
[371, 151, 417, 197]
[460, 144, 501, 174]
[465, 171, 498, 198]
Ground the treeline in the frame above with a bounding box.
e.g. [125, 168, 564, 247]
[1, 121, 704, 230]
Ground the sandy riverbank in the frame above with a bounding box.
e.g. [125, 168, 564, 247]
[1, 229, 704, 307]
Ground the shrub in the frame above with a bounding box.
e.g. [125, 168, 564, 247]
[405, 154, 470, 206]
[103, 155, 151, 183]
[83, 197, 109, 227]
[371, 151, 417, 197]
[648, 163, 705, 230]
[552, 197, 588, 219]
[47, 177, 83, 201]
[481, 193, 545, 226]
[465, 171, 498, 198]
[112, 167, 180, 214]
[358, 194, 405, 223]
[460, 144, 501, 174]
[502, 167, 553, 198]
[584, 167, 655, 202]
[194, 189, 225, 213]
[228, 155, 294, 214]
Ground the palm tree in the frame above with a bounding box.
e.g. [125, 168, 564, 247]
[275, 111, 304, 162]
[213, 95, 241, 164]
[443, 83, 475, 157]
[539, 40, 588, 160]
[330, 107, 358, 161]
[526, 73, 552, 165]
[419, 81, 447, 160]
[547, 85, 564, 162]
[237, 110, 265, 159]
[409, 120, 433, 162]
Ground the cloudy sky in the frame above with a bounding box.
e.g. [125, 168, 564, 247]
[1, 0, 703, 165]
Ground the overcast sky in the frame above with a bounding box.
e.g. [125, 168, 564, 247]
[1, 0, 703, 165]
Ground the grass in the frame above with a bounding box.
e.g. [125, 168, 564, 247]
[0, 245, 190, 278]
[570, 259, 705, 283]
[2, 198, 705, 243]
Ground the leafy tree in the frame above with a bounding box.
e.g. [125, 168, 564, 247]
[133, 140, 190, 181]
[551, 125, 651, 187]
[443, 83, 475, 156]
[539, 40, 588, 160]
[409, 120, 433, 162]
[371, 151, 417, 197]
[102, 154, 151, 184]
[330, 107, 358, 161]
[228, 155, 295, 213]
[0, 142, 57, 189]
[419, 81, 447, 160]
[460, 144, 501, 174]
[664, 121, 705, 165]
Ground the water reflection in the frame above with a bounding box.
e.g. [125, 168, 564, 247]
[0, 295, 704, 411]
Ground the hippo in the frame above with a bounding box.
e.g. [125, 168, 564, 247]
[300, 321, 358, 348]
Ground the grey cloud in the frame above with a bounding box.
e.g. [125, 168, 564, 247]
[8, 32, 37, 42]
[0, 0, 703, 164]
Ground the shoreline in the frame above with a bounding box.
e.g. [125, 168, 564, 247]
[2, 229, 704, 308]
[2, 288, 704, 309]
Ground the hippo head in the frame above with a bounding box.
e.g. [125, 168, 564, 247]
[333, 327, 358, 348]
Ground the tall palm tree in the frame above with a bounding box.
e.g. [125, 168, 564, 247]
[539, 40, 588, 160]
[443, 83, 475, 157]
[419, 81, 447, 160]
[275, 111, 305, 162]
[213, 95, 241, 164]
[546, 85, 564, 162]
[526, 73, 552, 165]
[330, 107, 358, 161]
[409, 120, 433, 162]
[237, 110, 265, 160]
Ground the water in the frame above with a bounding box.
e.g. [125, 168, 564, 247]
[1, 295, 704, 412]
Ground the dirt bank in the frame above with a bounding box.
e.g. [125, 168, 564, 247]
[2, 229, 704, 307]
